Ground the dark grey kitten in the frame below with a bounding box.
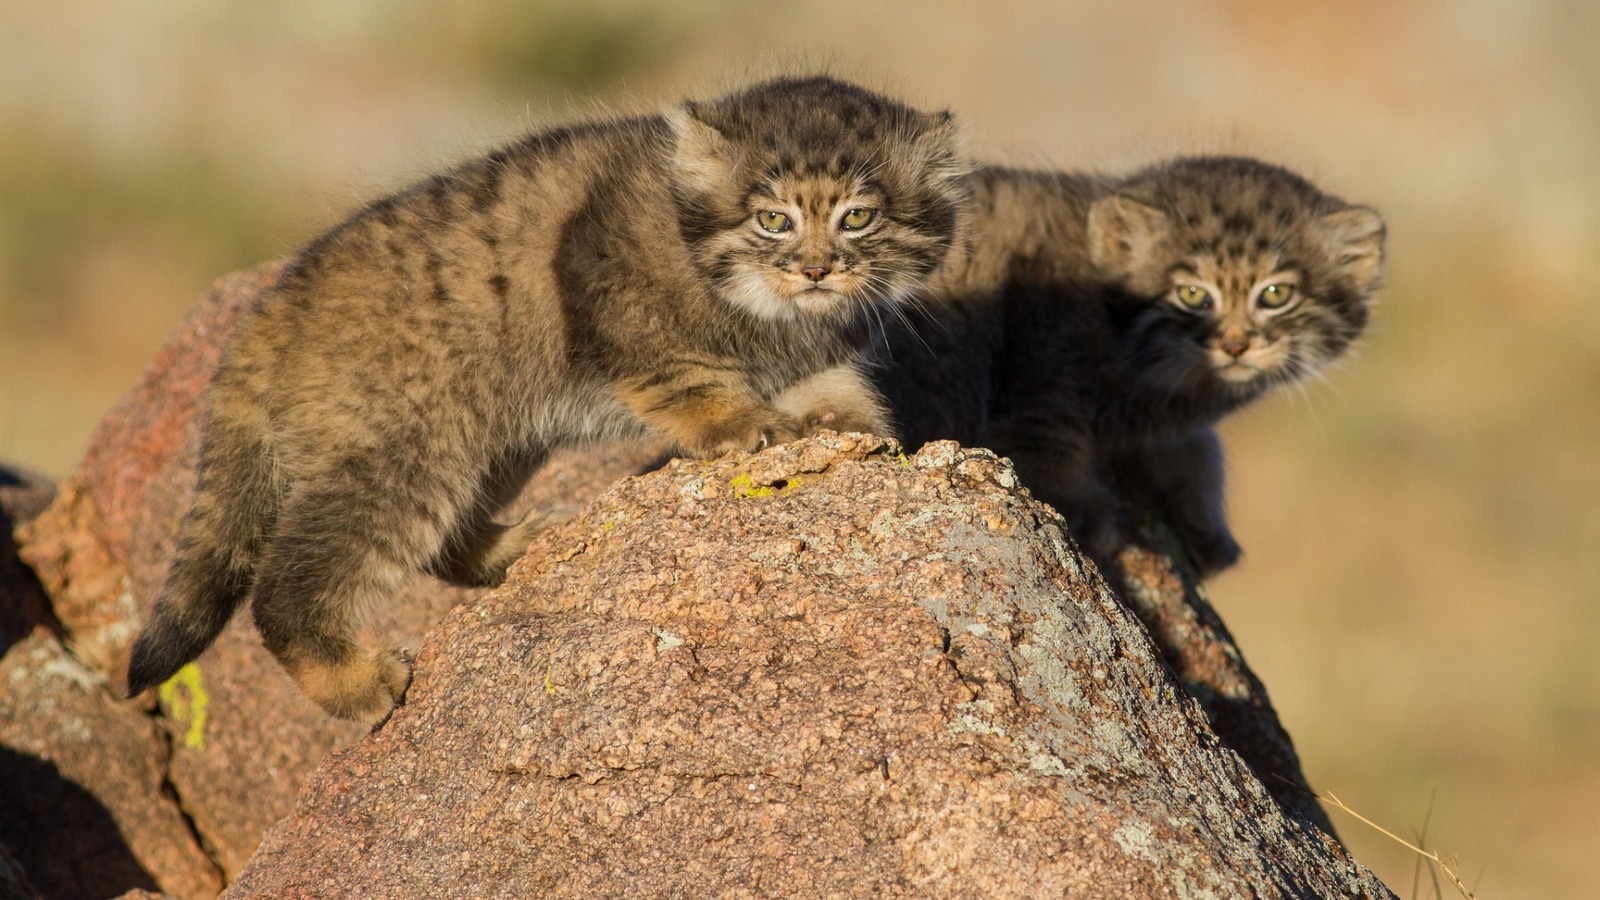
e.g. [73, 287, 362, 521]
[126, 76, 967, 721]
[872, 156, 1385, 576]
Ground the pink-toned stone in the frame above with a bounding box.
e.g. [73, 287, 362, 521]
[0, 628, 222, 899]
[224, 435, 1391, 898]
[18, 267, 273, 682]
[10, 261, 1356, 895]
[1113, 536, 1337, 836]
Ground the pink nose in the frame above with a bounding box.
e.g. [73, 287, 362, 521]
[1220, 336, 1249, 358]
[802, 266, 830, 282]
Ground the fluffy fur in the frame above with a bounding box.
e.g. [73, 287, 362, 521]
[126, 76, 968, 720]
[869, 156, 1384, 576]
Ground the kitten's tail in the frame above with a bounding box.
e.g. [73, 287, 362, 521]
[126, 424, 274, 698]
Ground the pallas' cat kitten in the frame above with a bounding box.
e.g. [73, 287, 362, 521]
[127, 76, 968, 721]
[873, 156, 1384, 576]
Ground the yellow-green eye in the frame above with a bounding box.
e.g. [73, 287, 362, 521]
[840, 207, 876, 230]
[756, 210, 792, 233]
[1258, 283, 1296, 309]
[1175, 284, 1212, 310]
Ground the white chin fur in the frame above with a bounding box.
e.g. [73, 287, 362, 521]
[720, 270, 850, 321]
[1213, 363, 1263, 384]
[1210, 342, 1292, 384]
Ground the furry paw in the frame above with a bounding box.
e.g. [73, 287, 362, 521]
[796, 406, 891, 438]
[1182, 527, 1242, 579]
[1053, 485, 1127, 572]
[697, 407, 803, 456]
[293, 646, 414, 723]
[1074, 509, 1128, 573]
[771, 366, 894, 439]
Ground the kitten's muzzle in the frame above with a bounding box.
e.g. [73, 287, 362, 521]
[1214, 361, 1262, 384]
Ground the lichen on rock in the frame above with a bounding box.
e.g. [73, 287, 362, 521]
[4, 263, 1386, 898]
[223, 433, 1391, 899]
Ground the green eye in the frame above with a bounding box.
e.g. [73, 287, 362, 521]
[1258, 283, 1296, 309]
[756, 211, 792, 233]
[1175, 284, 1212, 310]
[840, 207, 876, 230]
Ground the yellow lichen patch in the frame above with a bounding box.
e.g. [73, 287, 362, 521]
[157, 663, 209, 750]
[729, 472, 804, 499]
[544, 662, 557, 695]
[729, 472, 774, 498]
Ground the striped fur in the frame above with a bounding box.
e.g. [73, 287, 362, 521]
[865, 156, 1384, 577]
[126, 76, 968, 721]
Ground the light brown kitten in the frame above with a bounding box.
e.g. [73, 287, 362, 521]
[870, 156, 1384, 576]
[126, 76, 968, 721]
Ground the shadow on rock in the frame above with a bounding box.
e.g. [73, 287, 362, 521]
[0, 746, 160, 899]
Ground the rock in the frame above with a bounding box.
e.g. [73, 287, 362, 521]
[0, 629, 222, 899]
[13, 265, 347, 881]
[11, 261, 1361, 894]
[0, 841, 38, 900]
[224, 435, 1391, 898]
[0, 465, 54, 527]
[1, 466, 58, 658]
[18, 265, 274, 686]
[1112, 532, 1338, 836]
[10, 264, 666, 885]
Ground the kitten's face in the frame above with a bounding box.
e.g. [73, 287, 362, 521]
[1089, 158, 1385, 400]
[708, 171, 923, 320]
[1161, 256, 1314, 389]
[669, 77, 967, 323]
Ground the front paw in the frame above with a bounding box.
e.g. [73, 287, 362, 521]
[693, 407, 803, 457]
[1183, 526, 1242, 579]
[1071, 507, 1127, 572]
[1053, 486, 1126, 570]
[770, 364, 894, 440]
[796, 406, 892, 439]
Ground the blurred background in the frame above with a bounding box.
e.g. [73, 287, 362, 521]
[2, 0, 1596, 894]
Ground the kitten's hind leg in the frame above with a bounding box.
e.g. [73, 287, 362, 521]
[1106, 427, 1240, 578]
[990, 417, 1125, 568]
[772, 363, 896, 439]
[429, 508, 562, 588]
[249, 481, 445, 721]
[427, 447, 558, 587]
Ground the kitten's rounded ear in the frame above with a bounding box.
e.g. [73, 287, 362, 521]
[919, 110, 967, 174]
[1319, 205, 1386, 294]
[667, 102, 740, 198]
[889, 109, 970, 193]
[1088, 195, 1169, 279]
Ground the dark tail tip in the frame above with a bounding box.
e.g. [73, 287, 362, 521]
[125, 624, 198, 699]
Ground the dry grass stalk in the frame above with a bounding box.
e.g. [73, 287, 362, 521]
[1318, 791, 1477, 899]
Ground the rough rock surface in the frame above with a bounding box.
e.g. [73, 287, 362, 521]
[0, 628, 222, 899]
[9, 262, 1365, 896]
[1113, 532, 1337, 836]
[1, 465, 57, 657]
[5, 466, 220, 898]
[225, 434, 1390, 899]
